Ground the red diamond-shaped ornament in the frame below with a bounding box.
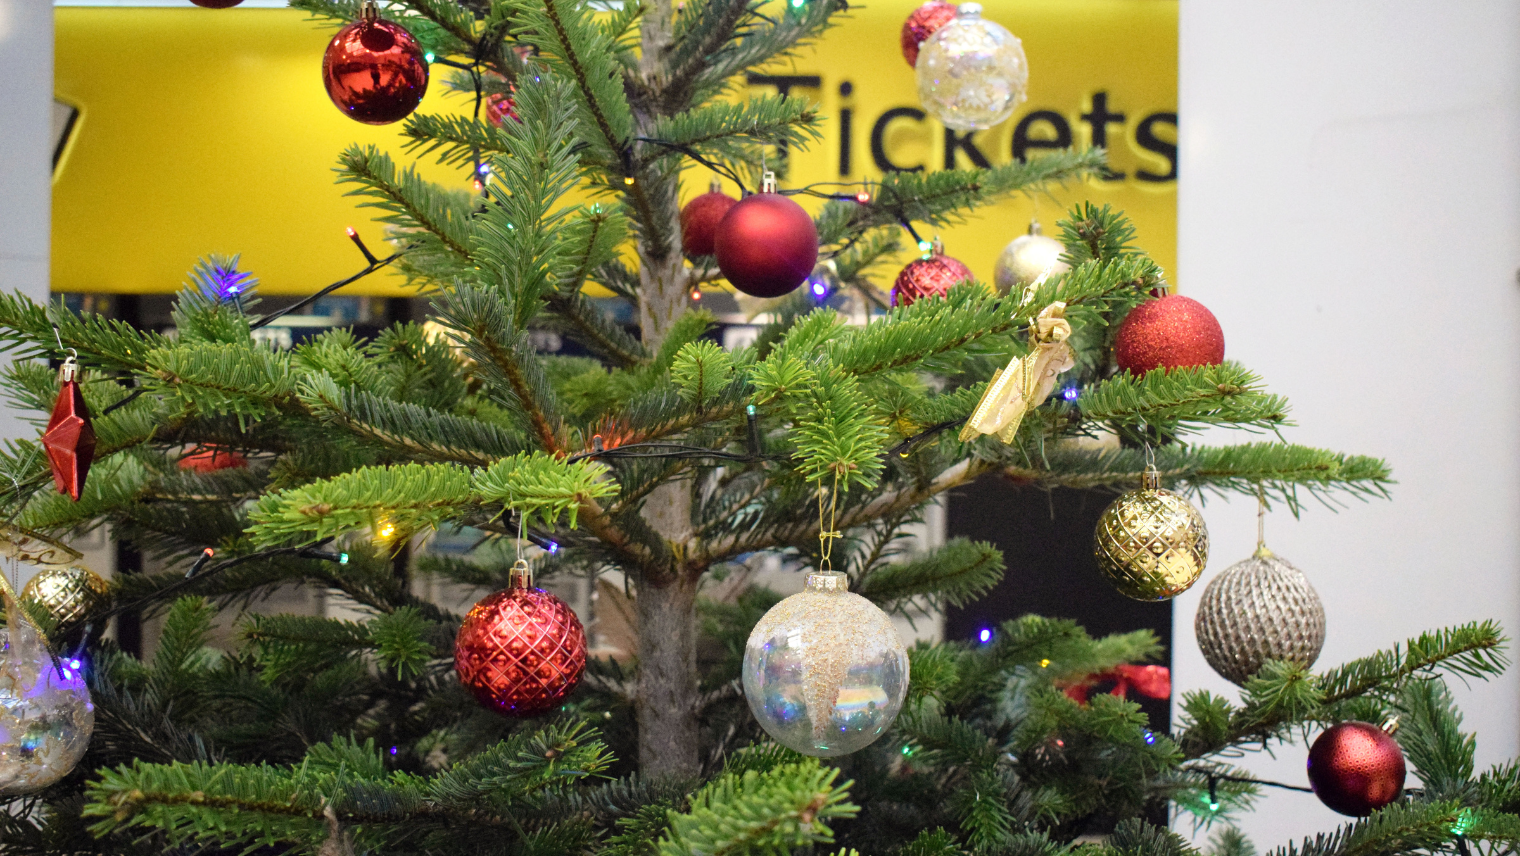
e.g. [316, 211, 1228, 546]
[42, 375, 95, 501]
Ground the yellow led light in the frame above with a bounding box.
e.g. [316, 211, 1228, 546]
[1039, 658, 1051, 668]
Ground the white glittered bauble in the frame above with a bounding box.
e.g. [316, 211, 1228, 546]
[742, 571, 908, 757]
[1194, 547, 1326, 686]
[915, 3, 1028, 131]
[994, 222, 1070, 295]
[0, 594, 93, 794]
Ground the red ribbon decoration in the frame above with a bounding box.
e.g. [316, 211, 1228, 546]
[1063, 664, 1171, 704]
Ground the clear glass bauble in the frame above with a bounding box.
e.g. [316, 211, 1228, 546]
[0, 594, 93, 794]
[742, 571, 908, 757]
[915, 3, 1028, 131]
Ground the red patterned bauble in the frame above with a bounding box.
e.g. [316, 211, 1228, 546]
[1307, 721, 1406, 816]
[714, 190, 818, 298]
[680, 180, 740, 257]
[179, 447, 248, 473]
[1113, 294, 1226, 374]
[190, 0, 244, 8]
[42, 362, 95, 502]
[455, 569, 587, 717]
[900, 1, 958, 68]
[486, 91, 518, 127]
[322, 4, 429, 126]
[891, 240, 974, 307]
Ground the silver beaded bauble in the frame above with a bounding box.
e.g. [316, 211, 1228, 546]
[915, 3, 1028, 131]
[994, 221, 1070, 295]
[742, 571, 908, 757]
[1194, 547, 1326, 685]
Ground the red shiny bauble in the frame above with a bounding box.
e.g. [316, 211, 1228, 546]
[455, 583, 587, 717]
[1307, 722, 1406, 816]
[486, 91, 518, 127]
[1113, 294, 1226, 374]
[190, 0, 244, 8]
[714, 193, 819, 298]
[178, 448, 248, 473]
[322, 16, 430, 125]
[891, 246, 973, 307]
[680, 183, 740, 257]
[900, 1, 958, 67]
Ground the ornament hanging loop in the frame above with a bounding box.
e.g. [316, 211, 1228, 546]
[1254, 484, 1272, 557]
[51, 323, 79, 382]
[817, 472, 842, 572]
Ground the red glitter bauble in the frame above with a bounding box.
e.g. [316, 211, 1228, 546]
[455, 583, 587, 717]
[900, 1, 958, 67]
[1307, 722, 1406, 816]
[714, 193, 819, 298]
[1113, 294, 1226, 374]
[322, 14, 429, 125]
[42, 375, 95, 502]
[486, 91, 518, 127]
[680, 182, 740, 257]
[891, 247, 974, 307]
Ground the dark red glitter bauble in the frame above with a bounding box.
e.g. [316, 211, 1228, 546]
[680, 184, 740, 257]
[900, 1, 958, 68]
[892, 248, 974, 307]
[190, 0, 244, 8]
[1307, 722, 1406, 816]
[1113, 294, 1225, 374]
[486, 91, 518, 127]
[714, 193, 819, 298]
[322, 16, 429, 125]
[455, 584, 587, 717]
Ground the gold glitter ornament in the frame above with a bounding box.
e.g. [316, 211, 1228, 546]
[1093, 467, 1209, 601]
[742, 571, 908, 757]
[22, 564, 108, 628]
[0, 586, 94, 794]
[994, 220, 1070, 295]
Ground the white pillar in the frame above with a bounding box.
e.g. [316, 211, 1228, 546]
[0, 0, 55, 441]
[1176, 0, 1520, 842]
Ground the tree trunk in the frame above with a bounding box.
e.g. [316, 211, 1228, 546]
[634, 565, 701, 778]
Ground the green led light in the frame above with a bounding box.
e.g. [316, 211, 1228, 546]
[424, 52, 435, 63]
[746, 404, 756, 416]
[790, 0, 804, 7]
[338, 552, 350, 565]
[1452, 808, 1477, 836]
[917, 240, 932, 253]
[900, 745, 912, 756]
[1207, 801, 1219, 813]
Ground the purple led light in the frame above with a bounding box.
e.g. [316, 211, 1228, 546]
[978, 628, 992, 643]
[1062, 387, 1079, 401]
[390, 746, 399, 756]
[810, 280, 828, 298]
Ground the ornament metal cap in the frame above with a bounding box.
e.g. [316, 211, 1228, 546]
[956, 2, 982, 15]
[708, 177, 723, 193]
[1140, 465, 1162, 490]
[1028, 219, 1043, 236]
[508, 558, 534, 589]
[359, 0, 380, 21]
[804, 570, 850, 594]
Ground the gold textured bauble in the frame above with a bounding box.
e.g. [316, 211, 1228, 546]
[1093, 469, 1209, 601]
[994, 221, 1070, 295]
[1194, 546, 1325, 685]
[21, 565, 108, 628]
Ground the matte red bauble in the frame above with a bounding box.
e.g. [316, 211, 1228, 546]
[714, 192, 818, 298]
[322, 6, 429, 126]
[190, 0, 244, 8]
[680, 180, 740, 257]
[1113, 294, 1225, 374]
[486, 91, 518, 127]
[455, 568, 587, 717]
[42, 363, 95, 502]
[900, 1, 958, 68]
[892, 240, 974, 307]
[1307, 721, 1406, 817]
[179, 448, 248, 473]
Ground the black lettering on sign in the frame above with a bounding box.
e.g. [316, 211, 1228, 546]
[1135, 112, 1177, 182]
[838, 81, 854, 177]
[1080, 91, 1127, 180]
[871, 107, 927, 173]
[944, 128, 991, 169]
[1011, 110, 1072, 162]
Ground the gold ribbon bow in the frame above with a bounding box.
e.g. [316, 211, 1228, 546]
[958, 301, 1076, 444]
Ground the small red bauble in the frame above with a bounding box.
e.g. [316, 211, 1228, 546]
[900, 1, 959, 68]
[680, 180, 740, 257]
[179, 448, 247, 473]
[1307, 722, 1406, 816]
[714, 191, 819, 298]
[455, 573, 587, 717]
[486, 91, 518, 127]
[322, 6, 429, 126]
[42, 363, 95, 502]
[1113, 294, 1226, 374]
[892, 241, 974, 307]
[190, 0, 244, 8]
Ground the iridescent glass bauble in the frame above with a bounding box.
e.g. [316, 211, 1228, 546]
[915, 3, 1028, 131]
[742, 571, 908, 757]
[0, 595, 93, 794]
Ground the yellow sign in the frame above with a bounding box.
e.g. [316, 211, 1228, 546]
[52, 1, 1175, 296]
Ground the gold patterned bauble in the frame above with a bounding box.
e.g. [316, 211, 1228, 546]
[1194, 546, 1326, 685]
[21, 565, 108, 628]
[742, 571, 908, 757]
[994, 220, 1070, 295]
[1093, 468, 1209, 601]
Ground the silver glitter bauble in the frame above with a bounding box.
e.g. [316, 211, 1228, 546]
[1194, 547, 1326, 686]
[994, 221, 1070, 295]
[0, 593, 93, 795]
[915, 3, 1028, 131]
[742, 571, 908, 757]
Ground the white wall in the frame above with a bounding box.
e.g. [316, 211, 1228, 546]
[1176, 0, 1520, 845]
[0, 0, 55, 442]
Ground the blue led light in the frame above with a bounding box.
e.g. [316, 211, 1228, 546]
[69, 659, 82, 670]
[1142, 730, 1156, 745]
[810, 279, 828, 298]
[389, 746, 399, 756]
[545, 541, 561, 555]
[1062, 387, 1079, 401]
[978, 628, 992, 643]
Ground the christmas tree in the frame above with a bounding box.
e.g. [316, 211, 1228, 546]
[1, 0, 1516, 853]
